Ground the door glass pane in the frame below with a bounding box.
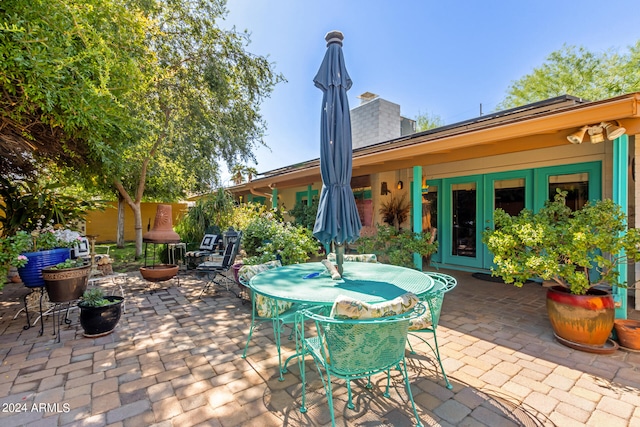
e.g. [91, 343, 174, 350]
[422, 186, 437, 232]
[495, 178, 525, 216]
[452, 183, 476, 257]
[549, 173, 589, 211]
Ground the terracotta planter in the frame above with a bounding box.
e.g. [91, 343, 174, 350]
[139, 264, 178, 282]
[42, 263, 91, 302]
[614, 319, 640, 350]
[546, 285, 614, 347]
[79, 296, 124, 337]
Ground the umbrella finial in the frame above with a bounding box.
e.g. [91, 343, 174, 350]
[325, 30, 344, 46]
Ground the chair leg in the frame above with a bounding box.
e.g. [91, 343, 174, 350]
[400, 358, 423, 427]
[408, 331, 452, 390]
[242, 317, 258, 359]
[347, 380, 355, 409]
[431, 331, 452, 389]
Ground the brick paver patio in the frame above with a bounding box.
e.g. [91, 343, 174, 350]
[1, 268, 639, 426]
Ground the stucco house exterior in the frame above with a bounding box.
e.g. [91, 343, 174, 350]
[228, 92, 640, 313]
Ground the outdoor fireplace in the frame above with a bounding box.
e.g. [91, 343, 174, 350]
[140, 204, 180, 282]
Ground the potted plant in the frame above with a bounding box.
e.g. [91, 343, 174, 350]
[483, 190, 640, 349]
[14, 224, 83, 289]
[78, 288, 124, 337]
[0, 175, 100, 288]
[42, 258, 91, 302]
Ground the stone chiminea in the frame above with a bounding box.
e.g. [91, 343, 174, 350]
[140, 204, 180, 282]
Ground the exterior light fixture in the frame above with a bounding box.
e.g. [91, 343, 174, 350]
[567, 126, 589, 144]
[396, 180, 403, 190]
[602, 121, 626, 140]
[566, 121, 626, 144]
[588, 126, 605, 144]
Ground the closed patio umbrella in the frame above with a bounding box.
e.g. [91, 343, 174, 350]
[312, 30, 362, 275]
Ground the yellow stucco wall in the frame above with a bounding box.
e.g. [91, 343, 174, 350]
[85, 202, 188, 243]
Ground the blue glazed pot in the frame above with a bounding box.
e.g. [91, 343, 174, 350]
[17, 248, 71, 288]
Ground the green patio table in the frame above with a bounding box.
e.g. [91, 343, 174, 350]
[249, 262, 434, 305]
[249, 262, 435, 378]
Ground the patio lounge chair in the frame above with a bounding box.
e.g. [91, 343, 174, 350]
[196, 231, 242, 298]
[406, 272, 457, 389]
[185, 233, 222, 268]
[296, 301, 423, 427]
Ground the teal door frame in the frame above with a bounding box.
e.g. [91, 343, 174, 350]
[442, 175, 484, 269]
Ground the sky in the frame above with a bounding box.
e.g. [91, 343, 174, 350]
[219, 0, 640, 182]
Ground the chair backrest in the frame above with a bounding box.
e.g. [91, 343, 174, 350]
[199, 234, 218, 251]
[305, 311, 413, 375]
[220, 231, 242, 269]
[409, 280, 446, 331]
[238, 259, 282, 286]
[220, 240, 235, 268]
[72, 237, 90, 259]
[426, 272, 457, 293]
[327, 253, 378, 263]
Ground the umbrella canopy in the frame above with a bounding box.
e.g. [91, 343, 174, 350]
[312, 31, 362, 274]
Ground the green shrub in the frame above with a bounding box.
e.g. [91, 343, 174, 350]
[241, 208, 319, 266]
[357, 224, 437, 269]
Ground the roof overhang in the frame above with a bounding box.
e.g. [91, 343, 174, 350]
[230, 93, 640, 194]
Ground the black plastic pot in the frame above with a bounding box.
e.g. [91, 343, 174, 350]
[78, 296, 124, 337]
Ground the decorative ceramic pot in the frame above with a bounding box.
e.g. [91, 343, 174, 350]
[17, 248, 71, 288]
[613, 319, 640, 350]
[546, 285, 614, 347]
[42, 263, 91, 302]
[139, 264, 178, 282]
[79, 296, 124, 337]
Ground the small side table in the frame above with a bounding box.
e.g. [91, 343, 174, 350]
[168, 243, 187, 271]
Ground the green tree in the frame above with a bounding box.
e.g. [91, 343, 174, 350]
[498, 42, 640, 110]
[1, 0, 282, 257]
[0, 0, 151, 177]
[415, 110, 444, 131]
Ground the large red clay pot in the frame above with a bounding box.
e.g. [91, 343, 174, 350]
[546, 285, 614, 347]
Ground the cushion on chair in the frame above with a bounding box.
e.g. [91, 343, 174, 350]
[326, 253, 378, 263]
[408, 301, 433, 330]
[200, 234, 218, 250]
[330, 292, 419, 319]
[238, 260, 294, 317]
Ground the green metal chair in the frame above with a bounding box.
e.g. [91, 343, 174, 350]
[240, 261, 324, 381]
[296, 308, 423, 427]
[406, 272, 457, 390]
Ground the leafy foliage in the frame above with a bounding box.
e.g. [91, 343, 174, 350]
[482, 191, 640, 295]
[174, 189, 236, 246]
[379, 194, 411, 230]
[288, 198, 319, 230]
[356, 225, 438, 269]
[0, 0, 152, 176]
[498, 42, 640, 109]
[241, 207, 319, 266]
[80, 288, 112, 307]
[0, 175, 100, 237]
[47, 258, 86, 270]
[415, 110, 444, 131]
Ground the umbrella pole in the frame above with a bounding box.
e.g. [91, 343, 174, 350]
[336, 243, 345, 276]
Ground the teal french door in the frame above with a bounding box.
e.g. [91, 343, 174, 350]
[427, 161, 601, 271]
[442, 175, 483, 268]
[482, 170, 534, 270]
